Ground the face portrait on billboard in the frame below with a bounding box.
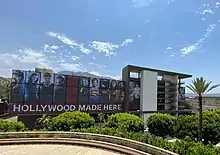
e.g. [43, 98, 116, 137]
[110, 80, 118, 90]
[26, 72, 40, 85]
[55, 74, 66, 86]
[100, 79, 109, 89]
[54, 74, 66, 104]
[80, 77, 89, 87]
[89, 78, 100, 102]
[41, 72, 54, 86]
[90, 78, 99, 88]
[119, 91, 125, 102]
[118, 81, 125, 90]
[12, 70, 24, 84]
[129, 81, 140, 103]
[11, 70, 25, 93]
[37, 72, 54, 105]
[24, 72, 40, 104]
[11, 70, 25, 104]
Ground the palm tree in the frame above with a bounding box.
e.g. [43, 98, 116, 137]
[187, 77, 220, 141]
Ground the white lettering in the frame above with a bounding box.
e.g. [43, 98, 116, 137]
[108, 105, 113, 111]
[85, 105, 91, 111]
[48, 105, 57, 111]
[64, 105, 70, 111]
[103, 104, 108, 111]
[79, 105, 86, 111]
[22, 105, 29, 112]
[113, 104, 117, 110]
[29, 105, 35, 112]
[70, 105, 76, 111]
[118, 104, 122, 111]
[97, 104, 102, 111]
[35, 105, 40, 111]
[13, 104, 21, 112]
[41, 105, 47, 111]
[92, 105, 97, 111]
[57, 105, 63, 112]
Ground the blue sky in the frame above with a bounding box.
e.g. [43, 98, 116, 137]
[0, 0, 220, 92]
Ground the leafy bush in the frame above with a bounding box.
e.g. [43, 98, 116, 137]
[0, 119, 26, 132]
[104, 113, 144, 132]
[147, 113, 177, 137]
[71, 126, 220, 155]
[175, 114, 198, 140]
[215, 109, 220, 115]
[175, 112, 220, 144]
[46, 111, 95, 131]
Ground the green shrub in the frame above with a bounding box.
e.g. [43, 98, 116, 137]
[46, 111, 95, 131]
[70, 126, 220, 155]
[175, 112, 220, 144]
[175, 114, 198, 140]
[185, 142, 218, 155]
[147, 113, 177, 137]
[104, 113, 144, 132]
[215, 109, 220, 115]
[0, 119, 26, 132]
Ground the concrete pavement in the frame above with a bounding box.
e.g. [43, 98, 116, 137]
[0, 144, 122, 155]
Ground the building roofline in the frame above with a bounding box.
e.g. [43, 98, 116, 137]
[123, 65, 192, 79]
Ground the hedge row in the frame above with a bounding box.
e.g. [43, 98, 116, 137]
[147, 111, 220, 145]
[1, 111, 220, 154]
[71, 127, 220, 155]
[40, 112, 144, 133]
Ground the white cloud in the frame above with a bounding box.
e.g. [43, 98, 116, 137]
[89, 39, 133, 57]
[0, 31, 132, 78]
[89, 71, 121, 80]
[59, 62, 86, 72]
[202, 9, 214, 15]
[166, 46, 172, 50]
[43, 44, 59, 53]
[180, 24, 217, 55]
[47, 31, 92, 54]
[197, 2, 220, 20]
[50, 45, 59, 50]
[0, 48, 54, 76]
[88, 62, 106, 69]
[71, 56, 80, 60]
[169, 54, 175, 57]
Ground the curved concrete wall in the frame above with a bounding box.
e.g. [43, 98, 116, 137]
[0, 132, 177, 155]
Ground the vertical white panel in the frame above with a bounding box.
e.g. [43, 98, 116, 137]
[140, 70, 158, 111]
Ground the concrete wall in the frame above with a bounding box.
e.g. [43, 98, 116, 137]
[140, 70, 158, 125]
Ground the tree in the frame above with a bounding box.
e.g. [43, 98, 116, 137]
[0, 78, 11, 103]
[187, 77, 220, 141]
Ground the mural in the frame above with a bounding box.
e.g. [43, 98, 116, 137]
[10, 70, 124, 114]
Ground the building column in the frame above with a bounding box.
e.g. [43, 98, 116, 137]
[140, 70, 158, 126]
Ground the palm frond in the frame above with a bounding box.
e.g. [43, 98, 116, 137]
[205, 84, 220, 94]
[187, 77, 220, 96]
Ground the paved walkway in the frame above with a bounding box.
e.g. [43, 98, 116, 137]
[0, 144, 121, 155]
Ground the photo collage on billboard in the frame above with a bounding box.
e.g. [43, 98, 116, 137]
[178, 87, 186, 103]
[37, 72, 55, 106]
[24, 71, 41, 105]
[129, 79, 140, 110]
[78, 77, 125, 103]
[11, 70, 26, 105]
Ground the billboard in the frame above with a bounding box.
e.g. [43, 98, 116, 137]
[10, 70, 124, 115]
[129, 78, 140, 111]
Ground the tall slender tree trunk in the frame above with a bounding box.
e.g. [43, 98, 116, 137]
[198, 96, 203, 141]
